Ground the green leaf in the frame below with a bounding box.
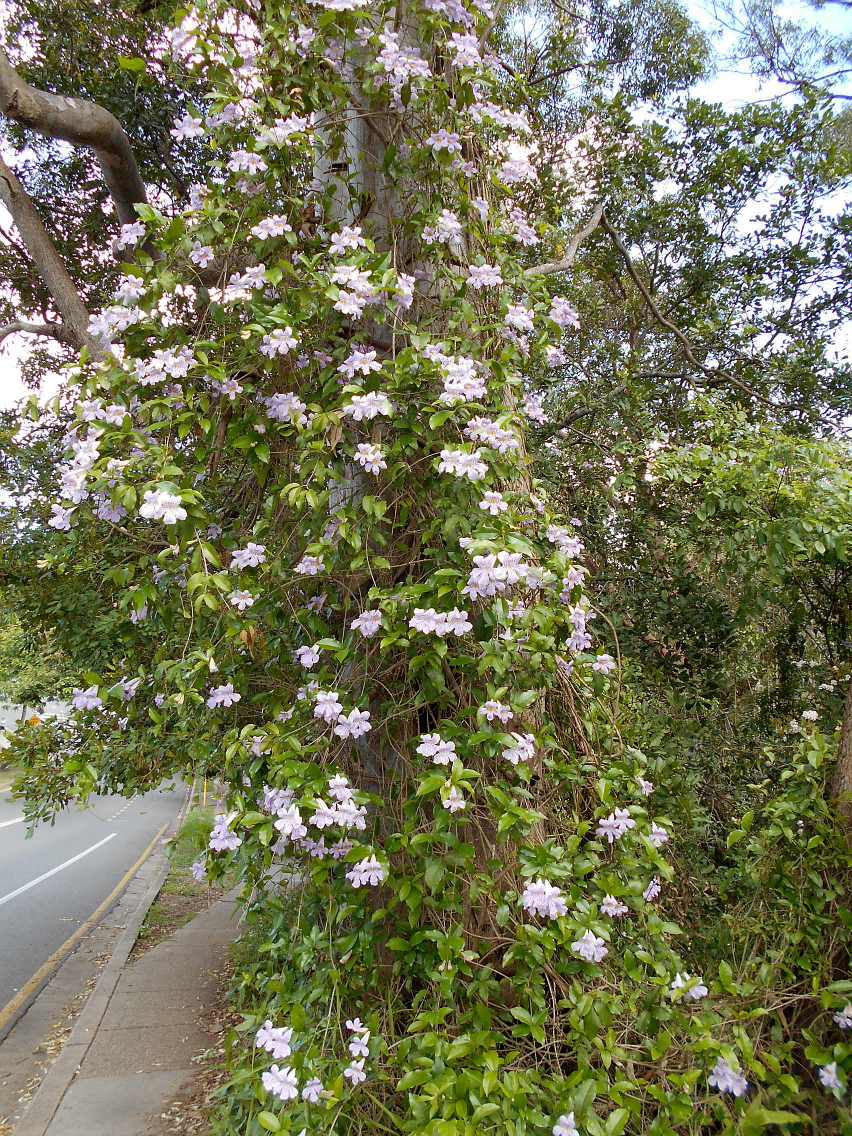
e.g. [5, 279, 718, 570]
[257, 1112, 281, 1132]
[397, 1069, 431, 1090]
[429, 410, 454, 430]
[571, 1079, 598, 1115]
[425, 859, 445, 890]
[605, 1109, 629, 1136]
[118, 56, 146, 72]
[416, 774, 445, 797]
[741, 1103, 805, 1134]
[513, 689, 539, 709]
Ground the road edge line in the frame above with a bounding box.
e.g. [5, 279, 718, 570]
[0, 832, 118, 909]
[10, 783, 194, 1136]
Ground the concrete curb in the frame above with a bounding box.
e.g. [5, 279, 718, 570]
[14, 786, 194, 1136]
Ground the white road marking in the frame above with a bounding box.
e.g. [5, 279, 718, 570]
[0, 816, 24, 829]
[0, 833, 118, 908]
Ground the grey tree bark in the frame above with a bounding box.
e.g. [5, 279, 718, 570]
[0, 153, 98, 352]
[0, 51, 157, 352]
[0, 51, 149, 227]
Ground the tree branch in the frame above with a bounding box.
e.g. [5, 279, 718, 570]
[0, 153, 98, 353]
[526, 202, 604, 277]
[0, 319, 76, 347]
[0, 50, 148, 226]
[0, 218, 32, 265]
[599, 210, 769, 404]
[534, 381, 629, 441]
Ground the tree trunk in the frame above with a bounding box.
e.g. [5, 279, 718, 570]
[831, 675, 852, 839]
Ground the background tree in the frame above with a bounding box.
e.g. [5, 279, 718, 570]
[0, 0, 205, 357]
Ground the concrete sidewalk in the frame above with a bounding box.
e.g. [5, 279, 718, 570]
[15, 896, 239, 1136]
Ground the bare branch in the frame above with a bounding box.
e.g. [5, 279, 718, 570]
[0, 218, 32, 264]
[0, 319, 76, 347]
[526, 202, 604, 277]
[0, 50, 148, 226]
[534, 381, 629, 441]
[0, 153, 98, 353]
[599, 210, 770, 404]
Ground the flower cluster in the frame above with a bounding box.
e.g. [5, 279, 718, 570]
[521, 878, 567, 920]
[408, 608, 472, 637]
[257, 1013, 375, 1103]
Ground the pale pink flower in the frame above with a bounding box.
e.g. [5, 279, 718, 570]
[256, 1021, 294, 1059]
[416, 734, 457, 765]
[670, 973, 708, 1001]
[480, 491, 507, 515]
[643, 877, 662, 902]
[549, 296, 580, 329]
[708, 1058, 748, 1097]
[522, 878, 567, 920]
[596, 808, 636, 844]
[443, 786, 466, 813]
[466, 264, 503, 288]
[314, 691, 343, 723]
[302, 1077, 324, 1103]
[570, 930, 608, 963]
[552, 1114, 580, 1136]
[207, 683, 240, 708]
[478, 699, 513, 723]
[335, 708, 372, 739]
[345, 856, 386, 888]
[260, 327, 298, 357]
[648, 823, 669, 848]
[343, 1058, 367, 1084]
[295, 644, 321, 669]
[351, 609, 382, 637]
[232, 543, 266, 568]
[354, 443, 386, 475]
[296, 554, 325, 576]
[262, 1064, 298, 1101]
[600, 895, 629, 917]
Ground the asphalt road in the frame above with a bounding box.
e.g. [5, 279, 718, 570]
[0, 782, 184, 1012]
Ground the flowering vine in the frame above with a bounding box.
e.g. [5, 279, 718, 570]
[14, 0, 851, 1132]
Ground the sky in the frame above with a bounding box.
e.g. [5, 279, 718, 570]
[0, 337, 29, 407]
[0, 0, 848, 411]
[686, 0, 852, 105]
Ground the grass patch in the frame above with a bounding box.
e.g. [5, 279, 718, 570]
[132, 807, 229, 959]
[0, 764, 23, 791]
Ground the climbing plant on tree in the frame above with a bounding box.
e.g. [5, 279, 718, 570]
[0, 1, 850, 1134]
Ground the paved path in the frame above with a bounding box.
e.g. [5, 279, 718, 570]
[17, 896, 239, 1136]
[0, 785, 184, 1017]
